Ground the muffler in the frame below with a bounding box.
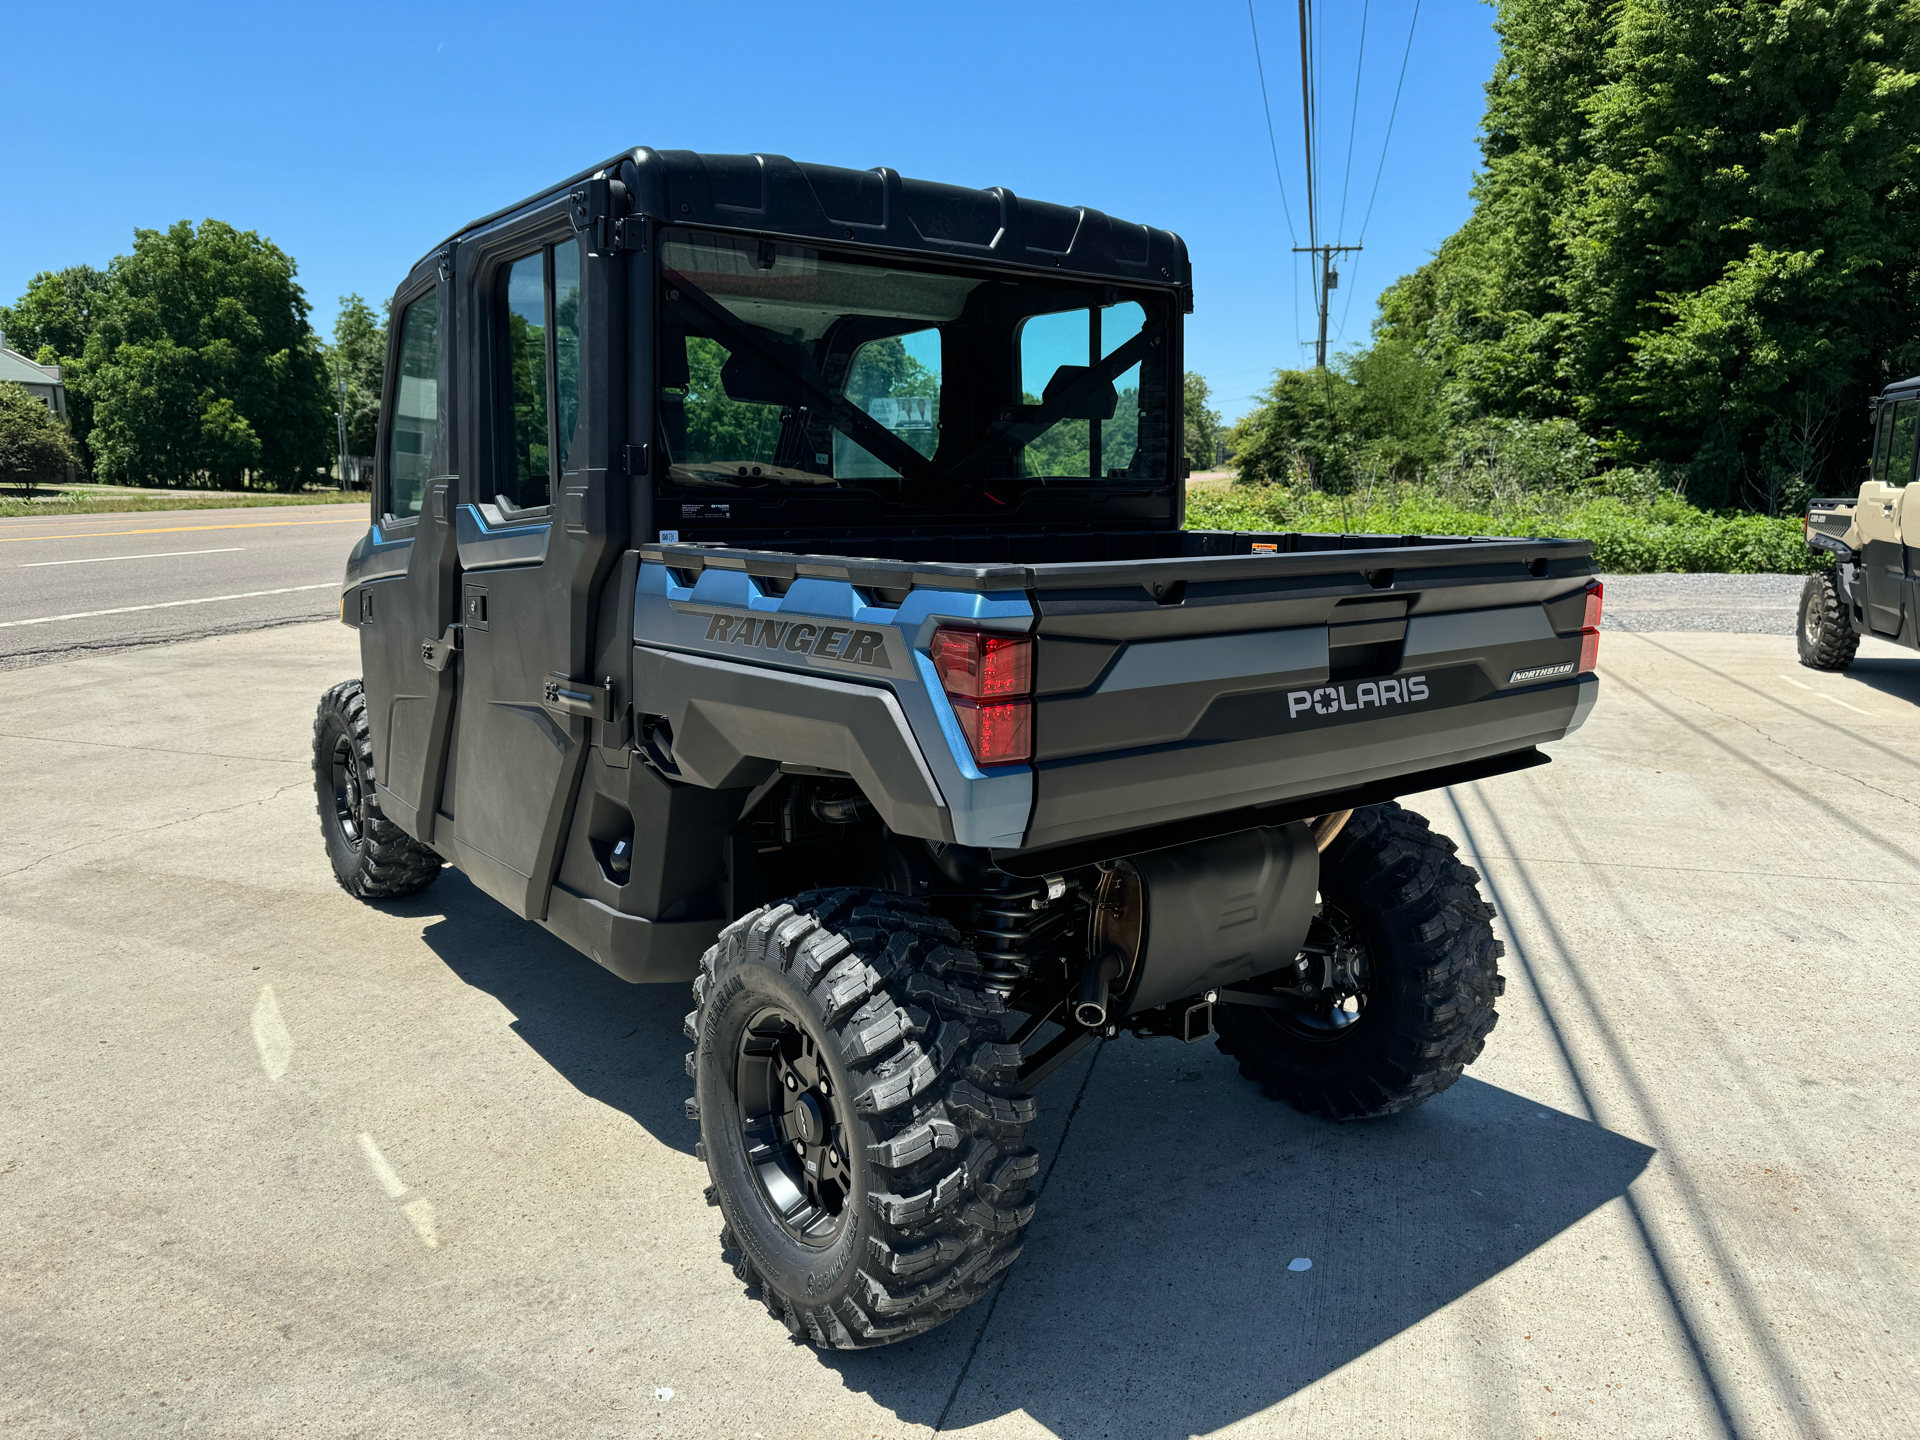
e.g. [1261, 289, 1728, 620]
[1112, 822, 1320, 1016]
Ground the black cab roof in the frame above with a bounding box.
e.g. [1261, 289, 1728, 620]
[419, 147, 1191, 297]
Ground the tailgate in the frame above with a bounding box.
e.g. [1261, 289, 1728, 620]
[1023, 545, 1599, 851]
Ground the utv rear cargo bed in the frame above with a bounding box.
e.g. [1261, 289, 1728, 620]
[639, 527, 1599, 856]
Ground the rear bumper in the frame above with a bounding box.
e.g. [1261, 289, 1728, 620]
[1023, 673, 1595, 852]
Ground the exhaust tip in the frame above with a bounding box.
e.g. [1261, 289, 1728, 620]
[1072, 999, 1107, 1028]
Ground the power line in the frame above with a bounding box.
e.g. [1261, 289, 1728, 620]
[1355, 0, 1421, 247]
[1334, 253, 1364, 345]
[1247, 0, 1305, 360]
[1293, 0, 1359, 368]
[1336, 0, 1421, 346]
[1246, 0, 1301, 249]
[1335, 0, 1370, 242]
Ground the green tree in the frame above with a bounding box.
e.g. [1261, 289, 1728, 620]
[327, 293, 386, 458]
[1229, 368, 1362, 489]
[78, 220, 333, 490]
[0, 264, 110, 462]
[1343, 338, 1448, 477]
[1378, 0, 1919, 511]
[1227, 338, 1450, 490]
[0, 381, 80, 496]
[1182, 371, 1222, 470]
[680, 336, 780, 463]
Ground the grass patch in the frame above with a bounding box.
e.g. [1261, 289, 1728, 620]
[1186, 483, 1815, 574]
[0, 489, 366, 519]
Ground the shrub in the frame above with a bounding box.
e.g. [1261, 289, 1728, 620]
[1186, 483, 1813, 574]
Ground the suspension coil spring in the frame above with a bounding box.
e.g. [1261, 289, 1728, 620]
[970, 872, 1085, 1001]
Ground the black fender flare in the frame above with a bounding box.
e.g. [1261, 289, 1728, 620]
[632, 646, 954, 843]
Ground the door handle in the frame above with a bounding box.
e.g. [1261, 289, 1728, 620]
[542, 672, 612, 720]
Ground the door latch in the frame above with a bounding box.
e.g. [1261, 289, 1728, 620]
[542, 672, 612, 721]
[420, 625, 462, 672]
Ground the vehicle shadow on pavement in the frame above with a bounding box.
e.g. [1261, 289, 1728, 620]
[404, 874, 1654, 1437]
[822, 1053, 1656, 1437]
[406, 871, 701, 1156]
[1844, 656, 1919, 705]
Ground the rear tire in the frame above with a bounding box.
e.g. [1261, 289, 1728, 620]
[1214, 803, 1504, 1120]
[687, 889, 1037, 1348]
[1796, 571, 1858, 670]
[312, 679, 443, 899]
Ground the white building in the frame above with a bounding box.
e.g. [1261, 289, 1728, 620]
[0, 330, 79, 483]
[0, 330, 71, 420]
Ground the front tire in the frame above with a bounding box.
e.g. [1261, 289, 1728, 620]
[686, 889, 1038, 1348]
[1796, 571, 1858, 670]
[312, 679, 443, 899]
[1215, 803, 1504, 1119]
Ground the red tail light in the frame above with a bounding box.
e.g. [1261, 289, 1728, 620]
[931, 626, 1033, 765]
[1577, 580, 1602, 673]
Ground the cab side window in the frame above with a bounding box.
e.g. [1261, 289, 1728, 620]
[1886, 400, 1917, 487]
[386, 291, 440, 520]
[1016, 302, 1147, 480]
[496, 238, 583, 512]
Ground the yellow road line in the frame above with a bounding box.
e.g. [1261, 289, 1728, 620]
[0, 516, 367, 544]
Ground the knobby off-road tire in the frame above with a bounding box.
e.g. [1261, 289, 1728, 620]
[312, 679, 443, 899]
[686, 889, 1038, 1348]
[1215, 802, 1505, 1120]
[1796, 571, 1859, 670]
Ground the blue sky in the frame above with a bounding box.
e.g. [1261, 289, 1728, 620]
[0, 1, 1498, 423]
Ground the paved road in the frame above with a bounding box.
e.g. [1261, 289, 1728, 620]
[0, 505, 365, 670]
[2, 619, 1916, 1437]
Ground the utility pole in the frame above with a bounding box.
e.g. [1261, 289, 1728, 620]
[1293, 242, 1362, 369]
[333, 359, 351, 491]
[1292, 0, 1360, 369]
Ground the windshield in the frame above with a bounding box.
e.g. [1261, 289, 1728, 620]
[656, 228, 1173, 514]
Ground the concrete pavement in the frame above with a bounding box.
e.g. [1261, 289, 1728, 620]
[0, 505, 364, 670]
[0, 620, 1914, 1438]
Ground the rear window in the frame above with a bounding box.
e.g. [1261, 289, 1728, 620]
[655, 228, 1175, 529]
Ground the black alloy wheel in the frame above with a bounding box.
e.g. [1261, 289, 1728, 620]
[330, 732, 367, 846]
[735, 1006, 854, 1243]
[1259, 902, 1374, 1046]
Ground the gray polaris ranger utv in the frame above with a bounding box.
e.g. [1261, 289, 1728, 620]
[313, 148, 1603, 1348]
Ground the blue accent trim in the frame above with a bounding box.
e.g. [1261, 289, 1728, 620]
[456, 502, 551, 571]
[346, 522, 413, 587]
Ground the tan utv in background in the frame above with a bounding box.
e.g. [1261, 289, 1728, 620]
[1798, 375, 1919, 668]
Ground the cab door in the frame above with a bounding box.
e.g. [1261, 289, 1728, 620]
[1864, 397, 1917, 638]
[443, 200, 628, 918]
[359, 256, 462, 844]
